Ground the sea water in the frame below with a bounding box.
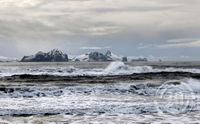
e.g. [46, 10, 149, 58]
[0, 62, 200, 123]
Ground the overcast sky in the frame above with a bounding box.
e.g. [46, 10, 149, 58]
[0, 0, 200, 60]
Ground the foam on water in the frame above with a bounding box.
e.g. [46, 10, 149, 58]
[104, 61, 153, 75]
[163, 78, 200, 93]
[0, 79, 200, 116]
[0, 79, 200, 123]
[1, 61, 200, 77]
[1, 114, 200, 124]
[1, 62, 200, 123]
[130, 78, 200, 96]
[183, 78, 200, 93]
[104, 61, 128, 74]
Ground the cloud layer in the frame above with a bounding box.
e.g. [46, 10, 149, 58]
[0, 0, 200, 59]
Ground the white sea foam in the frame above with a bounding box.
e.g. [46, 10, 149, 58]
[1, 62, 200, 123]
[1, 61, 200, 77]
[1, 114, 200, 124]
[183, 78, 200, 93]
[103, 61, 153, 75]
[128, 78, 200, 98]
[0, 79, 200, 122]
[103, 61, 200, 75]
[0, 81, 200, 117]
[161, 78, 200, 93]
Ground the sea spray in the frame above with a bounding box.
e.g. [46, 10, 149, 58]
[103, 61, 153, 75]
[104, 61, 128, 75]
[1, 62, 200, 77]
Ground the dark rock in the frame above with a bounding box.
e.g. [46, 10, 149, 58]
[88, 50, 119, 62]
[130, 84, 146, 91]
[36, 93, 46, 97]
[105, 50, 113, 61]
[0, 87, 7, 93]
[122, 57, 128, 62]
[21, 49, 68, 62]
[73, 50, 120, 62]
[0, 87, 15, 93]
[74, 58, 80, 62]
[88, 52, 108, 62]
[105, 50, 112, 57]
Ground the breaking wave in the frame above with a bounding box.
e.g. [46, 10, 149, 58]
[1, 62, 200, 122]
[130, 78, 200, 96]
[103, 61, 153, 75]
[1, 61, 200, 77]
[0, 78, 200, 117]
[1, 78, 199, 99]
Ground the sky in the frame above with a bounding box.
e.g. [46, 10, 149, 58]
[0, 0, 200, 60]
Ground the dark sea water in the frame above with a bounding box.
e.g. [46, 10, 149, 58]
[0, 61, 200, 123]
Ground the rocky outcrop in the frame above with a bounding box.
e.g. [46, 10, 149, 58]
[88, 52, 108, 62]
[73, 50, 121, 62]
[104, 50, 114, 61]
[122, 57, 128, 62]
[21, 49, 68, 62]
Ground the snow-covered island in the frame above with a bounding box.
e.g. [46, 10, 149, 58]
[72, 50, 123, 62]
[21, 49, 69, 62]
[20, 49, 130, 62]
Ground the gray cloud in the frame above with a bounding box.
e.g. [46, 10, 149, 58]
[138, 38, 200, 49]
[0, 0, 200, 60]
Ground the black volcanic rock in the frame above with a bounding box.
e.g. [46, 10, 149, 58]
[105, 50, 112, 57]
[88, 52, 107, 62]
[21, 49, 68, 62]
[47, 49, 68, 62]
[122, 57, 128, 62]
[105, 50, 113, 61]
[72, 50, 121, 62]
[87, 51, 116, 62]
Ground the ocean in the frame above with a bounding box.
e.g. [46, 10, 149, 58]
[0, 61, 200, 123]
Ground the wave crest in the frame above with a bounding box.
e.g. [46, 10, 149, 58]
[103, 61, 153, 75]
[1, 62, 200, 77]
